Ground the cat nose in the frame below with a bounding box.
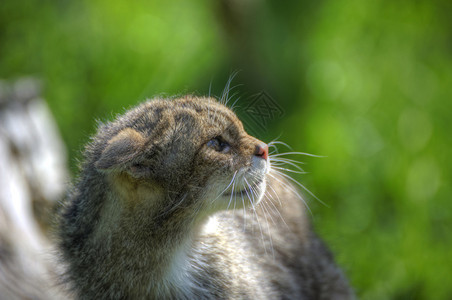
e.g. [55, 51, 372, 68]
[254, 143, 269, 160]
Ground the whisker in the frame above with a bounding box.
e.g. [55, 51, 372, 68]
[268, 144, 280, 154]
[263, 192, 291, 231]
[267, 135, 284, 146]
[225, 91, 240, 108]
[271, 166, 306, 175]
[233, 186, 237, 211]
[220, 71, 240, 105]
[271, 151, 324, 158]
[243, 177, 255, 207]
[229, 97, 241, 111]
[265, 179, 283, 207]
[264, 180, 293, 229]
[208, 78, 213, 98]
[269, 149, 279, 156]
[268, 141, 293, 150]
[243, 177, 267, 254]
[259, 200, 276, 259]
[270, 157, 306, 166]
[270, 157, 307, 172]
[267, 172, 313, 216]
[211, 171, 238, 204]
[153, 193, 188, 219]
[271, 162, 305, 173]
[240, 182, 247, 229]
[250, 181, 275, 257]
[271, 169, 329, 208]
[259, 198, 277, 225]
[227, 173, 237, 210]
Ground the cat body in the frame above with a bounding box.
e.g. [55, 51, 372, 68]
[58, 96, 352, 299]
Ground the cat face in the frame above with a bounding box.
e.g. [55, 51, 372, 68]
[190, 99, 270, 211]
[94, 96, 269, 216]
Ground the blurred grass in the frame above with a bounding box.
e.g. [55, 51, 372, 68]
[1, 0, 451, 299]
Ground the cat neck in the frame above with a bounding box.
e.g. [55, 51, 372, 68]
[90, 183, 201, 298]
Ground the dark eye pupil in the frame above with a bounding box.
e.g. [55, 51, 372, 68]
[207, 137, 230, 153]
[207, 138, 220, 149]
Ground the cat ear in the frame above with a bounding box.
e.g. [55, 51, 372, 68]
[95, 128, 146, 171]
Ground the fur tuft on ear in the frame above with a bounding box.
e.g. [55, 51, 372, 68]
[95, 128, 146, 171]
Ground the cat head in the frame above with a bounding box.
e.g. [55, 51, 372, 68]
[91, 96, 269, 219]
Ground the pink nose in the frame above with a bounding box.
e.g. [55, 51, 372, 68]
[254, 143, 269, 160]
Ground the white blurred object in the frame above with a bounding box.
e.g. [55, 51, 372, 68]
[0, 78, 68, 299]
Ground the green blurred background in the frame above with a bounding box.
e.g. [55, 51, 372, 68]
[1, 0, 451, 299]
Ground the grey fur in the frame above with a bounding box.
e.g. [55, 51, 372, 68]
[57, 96, 353, 299]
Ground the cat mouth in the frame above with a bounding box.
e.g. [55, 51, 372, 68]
[223, 189, 247, 197]
[222, 179, 263, 196]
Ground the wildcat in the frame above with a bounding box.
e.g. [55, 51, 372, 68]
[57, 95, 353, 299]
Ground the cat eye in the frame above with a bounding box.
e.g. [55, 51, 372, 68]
[207, 137, 231, 153]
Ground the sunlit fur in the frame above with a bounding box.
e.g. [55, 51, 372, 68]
[57, 96, 353, 299]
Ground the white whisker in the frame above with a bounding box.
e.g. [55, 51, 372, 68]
[227, 173, 237, 210]
[249, 180, 274, 257]
[265, 176, 283, 207]
[153, 193, 188, 219]
[211, 171, 238, 205]
[268, 140, 293, 150]
[240, 185, 247, 229]
[270, 157, 306, 166]
[271, 151, 324, 158]
[259, 200, 275, 259]
[267, 172, 313, 216]
[229, 97, 241, 111]
[271, 169, 329, 208]
[208, 78, 213, 98]
[220, 71, 240, 106]
[271, 166, 306, 174]
[263, 191, 291, 231]
[243, 177, 267, 254]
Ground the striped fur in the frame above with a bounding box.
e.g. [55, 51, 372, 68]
[57, 96, 353, 299]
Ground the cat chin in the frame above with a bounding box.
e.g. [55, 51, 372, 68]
[217, 177, 266, 209]
[204, 163, 268, 211]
